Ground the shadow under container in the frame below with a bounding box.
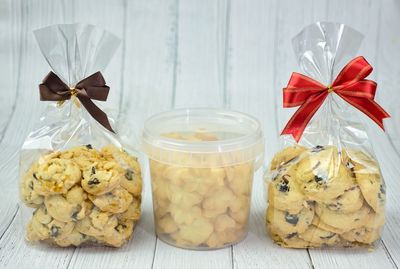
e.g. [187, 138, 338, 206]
[142, 108, 264, 250]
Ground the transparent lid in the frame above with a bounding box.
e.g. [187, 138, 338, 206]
[141, 108, 264, 168]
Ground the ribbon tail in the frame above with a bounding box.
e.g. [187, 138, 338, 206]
[336, 94, 390, 130]
[281, 92, 329, 142]
[77, 96, 115, 133]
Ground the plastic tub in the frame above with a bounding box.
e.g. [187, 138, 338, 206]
[142, 108, 264, 250]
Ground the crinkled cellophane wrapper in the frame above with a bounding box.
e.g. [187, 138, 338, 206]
[19, 24, 143, 248]
[149, 132, 255, 250]
[265, 22, 386, 249]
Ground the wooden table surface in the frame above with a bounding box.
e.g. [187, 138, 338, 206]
[1, 1, 400, 268]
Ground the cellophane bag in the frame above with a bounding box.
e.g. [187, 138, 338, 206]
[19, 24, 143, 248]
[265, 22, 388, 248]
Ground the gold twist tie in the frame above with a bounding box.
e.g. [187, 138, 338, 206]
[327, 85, 334, 93]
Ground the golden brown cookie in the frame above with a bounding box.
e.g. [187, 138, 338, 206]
[177, 217, 214, 245]
[202, 187, 235, 218]
[298, 225, 340, 246]
[322, 186, 364, 214]
[267, 226, 319, 249]
[44, 186, 90, 222]
[270, 145, 306, 170]
[118, 196, 141, 221]
[27, 206, 75, 242]
[82, 160, 122, 195]
[170, 205, 202, 225]
[54, 228, 88, 247]
[156, 214, 179, 234]
[97, 219, 136, 247]
[295, 146, 356, 203]
[225, 162, 254, 196]
[315, 203, 371, 231]
[268, 166, 307, 214]
[88, 186, 133, 213]
[101, 145, 142, 196]
[76, 207, 118, 237]
[343, 149, 385, 213]
[34, 158, 81, 195]
[267, 204, 314, 236]
[312, 215, 345, 234]
[60, 145, 102, 170]
[340, 226, 382, 245]
[20, 163, 44, 207]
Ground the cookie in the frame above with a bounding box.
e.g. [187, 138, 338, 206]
[157, 214, 179, 234]
[54, 229, 88, 247]
[60, 145, 102, 170]
[214, 214, 236, 232]
[268, 167, 307, 214]
[267, 204, 314, 235]
[356, 173, 385, 213]
[229, 207, 249, 225]
[340, 226, 382, 245]
[27, 206, 74, 242]
[168, 184, 202, 208]
[153, 195, 170, 218]
[89, 186, 133, 213]
[34, 158, 81, 195]
[323, 186, 364, 214]
[101, 145, 142, 196]
[162, 166, 192, 186]
[82, 160, 122, 195]
[44, 186, 89, 222]
[270, 145, 306, 170]
[98, 219, 135, 247]
[365, 211, 385, 230]
[169, 232, 192, 247]
[177, 217, 214, 245]
[76, 207, 118, 237]
[315, 203, 371, 231]
[312, 215, 345, 234]
[182, 168, 225, 196]
[267, 226, 319, 249]
[343, 149, 380, 174]
[119, 196, 141, 221]
[344, 149, 385, 213]
[170, 205, 202, 225]
[202, 187, 235, 217]
[298, 225, 340, 246]
[225, 162, 254, 196]
[20, 163, 44, 207]
[295, 146, 355, 203]
[227, 194, 250, 226]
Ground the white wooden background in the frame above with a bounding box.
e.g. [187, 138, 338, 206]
[0, 1, 400, 268]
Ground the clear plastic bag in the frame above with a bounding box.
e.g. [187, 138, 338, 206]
[265, 22, 387, 248]
[19, 24, 142, 247]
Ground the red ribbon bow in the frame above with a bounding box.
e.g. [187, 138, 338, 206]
[281, 56, 390, 142]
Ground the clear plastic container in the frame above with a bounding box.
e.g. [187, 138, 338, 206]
[142, 108, 264, 250]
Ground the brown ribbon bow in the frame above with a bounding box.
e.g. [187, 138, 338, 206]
[39, 71, 115, 133]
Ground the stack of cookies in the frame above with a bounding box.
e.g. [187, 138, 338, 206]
[20, 145, 142, 247]
[266, 145, 385, 248]
[150, 132, 253, 249]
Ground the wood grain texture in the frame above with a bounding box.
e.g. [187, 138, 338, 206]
[120, 0, 177, 129]
[375, 0, 400, 156]
[0, 0, 20, 140]
[172, 0, 228, 108]
[1, 0, 400, 269]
